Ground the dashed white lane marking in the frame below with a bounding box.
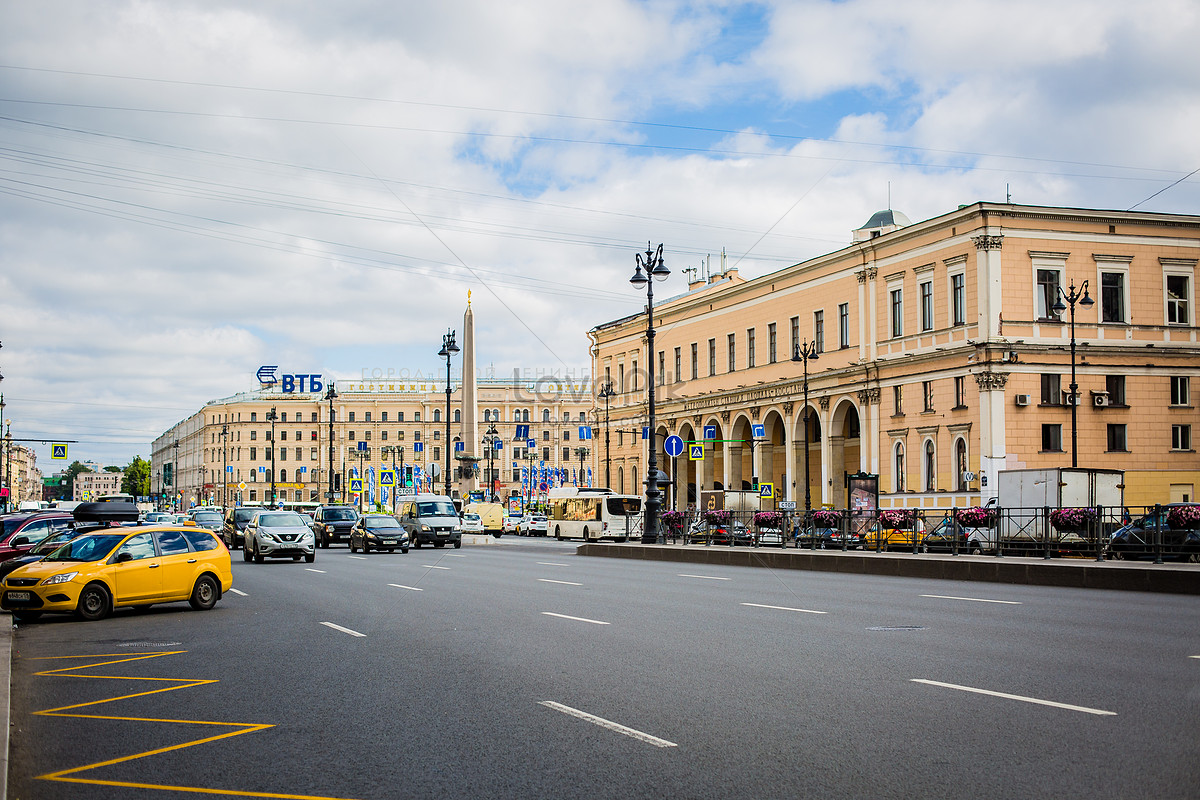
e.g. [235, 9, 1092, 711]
[446, 553, 466, 557]
[539, 701, 677, 748]
[741, 602, 826, 615]
[921, 594, 1022, 605]
[1190, 655, 1200, 660]
[538, 579, 583, 586]
[537, 562, 570, 566]
[305, 569, 327, 573]
[542, 612, 609, 626]
[388, 584, 423, 591]
[678, 574, 730, 581]
[421, 565, 451, 570]
[911, 679, 1116, 716]
[347, 556, 367, 560]
[228, 588, 248, 597]
[321, 622, 366, 638]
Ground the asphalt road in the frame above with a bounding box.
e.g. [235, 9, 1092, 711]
[7, 536, 1200, 799]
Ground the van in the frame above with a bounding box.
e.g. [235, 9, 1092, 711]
[397, 494, 462, 549]
[463, 502, 504, 533]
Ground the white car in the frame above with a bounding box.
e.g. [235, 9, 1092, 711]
[460, 513, 484, 534]
[520, 514, 548, 536]
[502, 514, 522, 534]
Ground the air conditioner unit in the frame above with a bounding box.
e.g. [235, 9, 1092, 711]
[1015, 394, 1031, 407]
[1062, 391, 1081, 406]
[1093, 394, 1110, 407]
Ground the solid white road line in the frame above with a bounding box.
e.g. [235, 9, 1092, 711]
[541, 612, 609, 626]
[347, 556, 367, 560]
[539, 701, 677, 748]
[538, 579, 583, 586]
[446, 553, 466, 557]
[305, 568, 327, 573]
[388, 583, 423, 591]
[320, 622, 366, 638]
[911, 679, 1116, 716]
[1190, 655, 1200, 660]
[678, 574, 730, 581]
[228, 588, 248, 597]
[537, 562, 570, 566]
[421, 565, 451, 570]
[741, 602, 826, 615]
[920, 594, 1022, 605]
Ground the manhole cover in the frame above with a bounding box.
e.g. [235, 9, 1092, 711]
[866, 626, 926, 631]
[116, 642, 182, 648]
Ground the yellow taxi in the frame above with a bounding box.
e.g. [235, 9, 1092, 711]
[0, 524, 233, 622]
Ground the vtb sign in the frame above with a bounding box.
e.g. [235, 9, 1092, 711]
[257, 367, 325, 394]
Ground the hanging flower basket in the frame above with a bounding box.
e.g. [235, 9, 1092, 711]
[660, 510, 686, 532]
[954, 507, 997, 528]
[703, 509, 731, 527]
[810, 510, 842, 528]
[879, 508, 914, 530]
[1050, 507, 1097, 532]
[1166, 504, 1200, 530]
[753, 511, 783, 530]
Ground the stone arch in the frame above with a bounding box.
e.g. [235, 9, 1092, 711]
[761, 408, 788, 501]
[703, 416, 726, 491]
[730, 412, 755, 490]
[827, 397, 863, 507]
[677, 421, 698, 508]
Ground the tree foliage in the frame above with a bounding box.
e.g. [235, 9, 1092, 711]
[121, 456, 151, 499]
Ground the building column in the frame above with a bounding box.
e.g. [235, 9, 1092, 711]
[975, 371, 1008, 504]
[722, 438, 733, 491]
[972, 232, 1005, 340]
[858, 388, 881, 476]
[784, 404, 797, 502]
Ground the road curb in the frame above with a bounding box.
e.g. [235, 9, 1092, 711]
[576, 544, 1200, 595]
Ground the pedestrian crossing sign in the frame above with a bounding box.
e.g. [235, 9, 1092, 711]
[380, 470, 395, 486]
[688, 443, 704, 461]
[350, 478, 363, 493]
[759, 482, 774, 499]
[51, 444, 68, 460]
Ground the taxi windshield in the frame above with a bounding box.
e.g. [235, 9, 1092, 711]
[45, 533, 127, 562]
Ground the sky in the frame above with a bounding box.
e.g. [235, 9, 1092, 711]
[2, 0, 1200, 473]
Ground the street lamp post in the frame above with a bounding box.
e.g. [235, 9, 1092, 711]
[598, 381, 615, 489]
[482, 424, 499, 501]
[382, 445, 400, 514]
[172, 439, 179, 512]
[220, 423, 229, 514]
[1051, 280, 1094, 469]
[791, 340, 820, 517]
[630, 242, 670, 544]
[267, 406, 278, 507]
[325, 384, 338, 503]
[438, 330, 459, 499]
[574, 446, 589, 487]
[0, 393, 5, 513]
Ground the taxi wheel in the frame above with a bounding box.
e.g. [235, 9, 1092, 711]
[75, 583, 112, 621]
[189, 575, 219, 611]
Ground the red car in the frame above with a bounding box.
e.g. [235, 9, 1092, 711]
[0, 512, 75, 563]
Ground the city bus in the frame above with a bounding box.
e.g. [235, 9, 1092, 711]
[546, 487, 641, 542]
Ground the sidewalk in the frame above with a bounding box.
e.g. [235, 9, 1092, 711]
[577, 542, 1200, 595]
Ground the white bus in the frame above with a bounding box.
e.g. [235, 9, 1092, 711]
[546, 487, 641, 542]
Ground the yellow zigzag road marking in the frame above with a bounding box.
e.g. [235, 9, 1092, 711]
[30, 650, 361, 800]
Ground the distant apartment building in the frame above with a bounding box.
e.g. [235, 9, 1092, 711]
[73, 470, 124, 501]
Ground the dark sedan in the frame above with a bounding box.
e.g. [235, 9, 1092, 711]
[1108, 505, 1200, 562]
[349, 515, 409, 554]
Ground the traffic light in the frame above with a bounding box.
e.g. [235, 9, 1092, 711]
[334, 473, 341, 491]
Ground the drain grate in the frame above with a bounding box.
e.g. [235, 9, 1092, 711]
[866, 626, 926, 631]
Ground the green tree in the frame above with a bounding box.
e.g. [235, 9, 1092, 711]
[121, 456, 151, 499]
[60, 461, 89, 500]
[103, 465, 122, 473]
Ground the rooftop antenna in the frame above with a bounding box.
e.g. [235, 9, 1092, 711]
[1006, 183, 1011, 203]
[887, 181, 891, 210]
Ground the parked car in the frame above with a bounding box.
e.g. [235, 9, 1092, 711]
[794, 525, 857, 549]
[188, 509, 223, 534]
[222, 506, 260, 550]
[0, 511, 76, 564]
[0, 524, 232, 622]
[502, 514, 522, 535]
[1108, 504, 1200, 562]
[688, 520, 751, 546]
[243, 511, 316, 563]
[519, 514, 548, 536]
[350, 515, 409, 554]
[312, 505, 360, 548]
[460, 513, 485, 534]
[755, 526, 786, 547]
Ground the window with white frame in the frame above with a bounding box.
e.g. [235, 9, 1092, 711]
[839, 303, 850, 348]
[923, 440, 936, 491]
[1173, 424, 1192, 451]
[1036, 267, 1063, 321]
[890, 288, 903, 338]
[1171, 376, 1190, 406]
[1166, 272, 1191, 324]
[1100, 270, 1128, 323]
[813, 311, 824, 353]
[920, 280, 933, 332]
[893, 442, 905, 492]
[950, 272, 966, 326]
[747, 328, 756, 368]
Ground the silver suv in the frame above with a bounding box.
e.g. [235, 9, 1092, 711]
[243, 511, 316, 563]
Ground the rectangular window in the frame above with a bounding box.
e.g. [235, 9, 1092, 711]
[279, 447, 287, 461]
[543, 447, 551, 461]
[563, 430, 571, 441]
[951, 273, 966, 326]
[1171, 376, 1190, 406]
[619, 363, 626, 393]
[250, 412, 257, 422]
[839, 303, 850, 349]
[563, 447, 570, 461]
[1042, 424, 1063, 452]
[727, 333, 736, 372]
[413, 431, 420, 441]
[708, 339, 716, 376]
[1167, 274, 1190, 324]
[250, 447, 257, 461]
[658, 350, 665, 385]
[433, 447, 440, 462]
[920, 281, 934, 331]
[747, 328, 756, 368]
[250, 430, 257, 441]
[512, 469, 521, 483]
[1101, 271, 1126, 323]
[349, 411, 356, 423]
[768, 323, 777, 364]
[1041, 374, 1062, 405]
[691, 343, 698, 380]
[813, 311, 824, 353]
[632, 360, 638, 391]
[922, 380, 934, 412]
[893, 385, 903, 415]
[414, 412, 420, 421]
[890, 289, 903, 338]
[954, 376, 966, 409]
[310, 447, 318, 460]
[381, 411, 388, 422]
[398, 412, 405, 422]
[381, 430, 388, 441]
[1037, 269, 1062, 320]
[280, 430, 287, 441]
[364, 412, 372, 423]
[1173, 424, 1192, 450]
[543, 430, 550, 441]
[674, 347, 681, 383]
[265, 447, 273, 462]
[1106, 375, 1126, 406]
[790, 316, 800, 356]
[1106, 424, 1128, 452]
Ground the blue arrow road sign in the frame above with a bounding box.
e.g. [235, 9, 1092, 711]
[704, 425, 717, 440]
[664, 435, 685, 457]
[413, 442, 424, 453]
[356, 440, 368, 452]
[752, 423, 766, 439]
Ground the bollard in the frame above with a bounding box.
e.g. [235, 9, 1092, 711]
[1153, 503, 1164, 565]
[951, 508, 959, 556]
